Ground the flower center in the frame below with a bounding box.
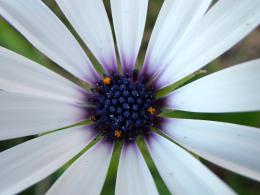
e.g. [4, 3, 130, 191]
[88, 72, 160, 141]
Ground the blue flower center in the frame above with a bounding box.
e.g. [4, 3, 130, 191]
[89, 72, 160, 141]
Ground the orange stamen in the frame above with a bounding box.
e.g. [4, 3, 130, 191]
[147, 107, 156, 115]
[103, 77, 112, 85]
[114, 129, 122, 138]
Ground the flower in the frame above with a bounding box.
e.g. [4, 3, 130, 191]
[0, 0, 260, 194]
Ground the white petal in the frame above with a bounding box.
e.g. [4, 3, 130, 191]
[116, 143, 159, 195]
[141, 0, 212, 79]
[0, 126, 95, 195]
[111, 0, 148, 73]
[0, 47, 86, 104]
[154, 0, 260, 88]
[0, 92, 86, 140]
[0, 0, 99, 83]
[47, 140, 113, 195]
[56, 0, 117, 73]
[165, 59, 260, 113]
[146, 133, 235, 195]
[161, 118, 260, 182]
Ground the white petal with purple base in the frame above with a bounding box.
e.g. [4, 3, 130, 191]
[161, 118, 260, 182]
[0, 92, 86, 140]
[116, 143, 159, 195]
[141, 0, 212, 79]
[0, 47, 86, 104]
[0, 126, 95, 195]
[165, 59, 260, 113]
[47, 140, 113, 195]
[154, 0, 260, 88]
[0, 0, 99, 83]
[111, 0, 148, 73]
[56, 0, 117, 73]
[146, 133, 235, 195]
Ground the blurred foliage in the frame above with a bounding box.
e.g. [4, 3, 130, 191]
[0, 0, 260, 194]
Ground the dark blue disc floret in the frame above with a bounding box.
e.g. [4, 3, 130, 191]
[88, 71, 161, 141]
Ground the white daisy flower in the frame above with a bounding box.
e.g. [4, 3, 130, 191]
[0, 0, 260, 194]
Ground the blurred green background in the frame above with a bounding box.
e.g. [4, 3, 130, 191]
[0, 0, 260, 194]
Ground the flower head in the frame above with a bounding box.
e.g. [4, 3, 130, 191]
[88, 72, 162, 141]
[0, 0, 260, 195]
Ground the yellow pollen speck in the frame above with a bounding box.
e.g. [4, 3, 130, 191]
[147, 107, 156, 115]
[103, 77, 111, 85]
[90, 115, 96, 121]
[114, 129, 122, 138]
